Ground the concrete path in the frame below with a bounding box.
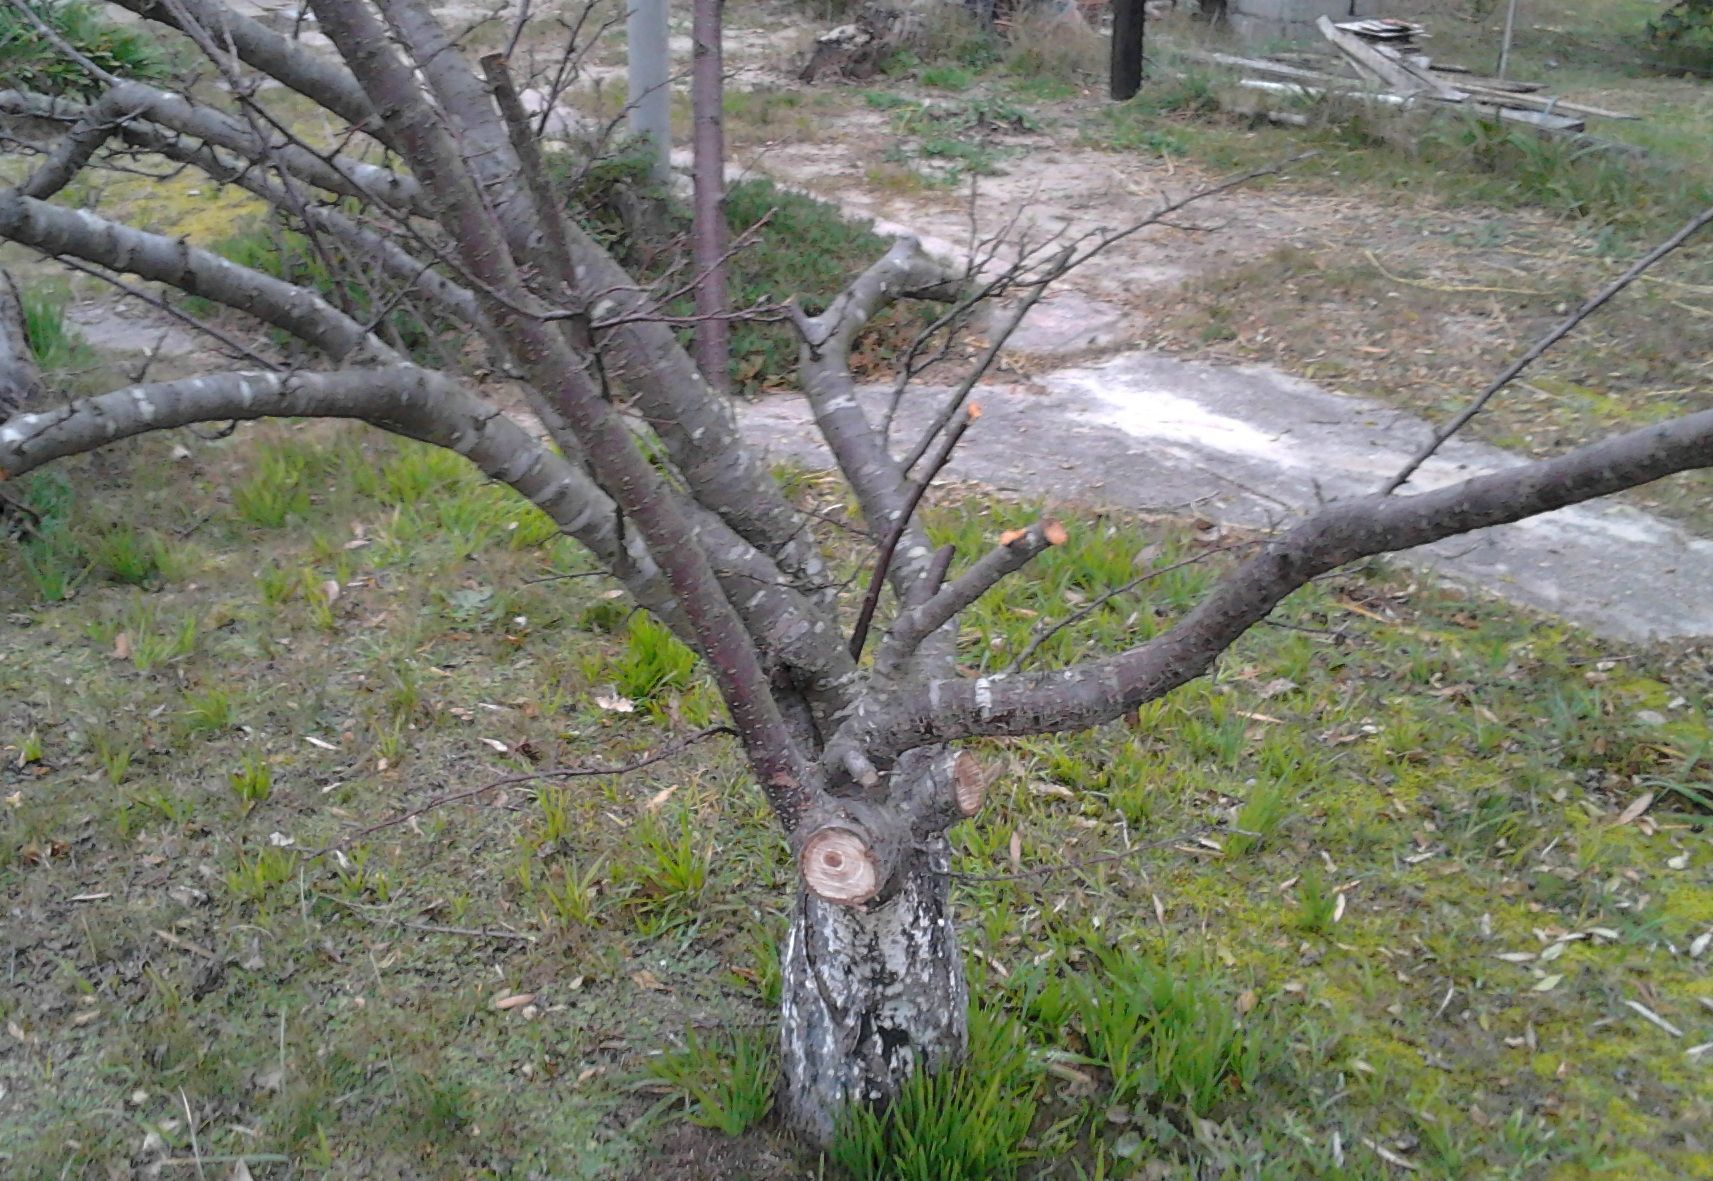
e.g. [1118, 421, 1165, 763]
[737, 352, 1713, 643]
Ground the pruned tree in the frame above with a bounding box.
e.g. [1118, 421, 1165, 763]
[3, 0, 1713, 1146]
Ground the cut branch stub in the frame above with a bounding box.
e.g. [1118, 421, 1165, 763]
[793, 800, 903, 906]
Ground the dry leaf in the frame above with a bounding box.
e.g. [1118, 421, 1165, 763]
[595, 692, 636, 714]
[632, 970, 665, 992]
[1008, 829, 1022, 870]
[1236, 989, 1258, 1015]
[643, 785, 678, 813]
[494, 993, 535, 1011]
[320, 579, 341, 604]
[1615, 792, 1654, 825]
[112, 632, 132, 660]
[481, 737, 510, 753]
[1532, 974, 1563, 992]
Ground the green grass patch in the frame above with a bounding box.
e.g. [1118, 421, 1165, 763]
[2, 422, 1710, 1178]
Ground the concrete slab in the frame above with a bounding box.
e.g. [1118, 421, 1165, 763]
[737, 352, 1713, 642]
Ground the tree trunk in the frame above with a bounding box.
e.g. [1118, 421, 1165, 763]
[0, 269, 41, 421]
[1110, 0, 1146, 101]
[690, 0, 731, 396]
[779, 836, 968, 1146]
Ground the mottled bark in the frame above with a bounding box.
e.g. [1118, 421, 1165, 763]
[780, 837, 966, 1146]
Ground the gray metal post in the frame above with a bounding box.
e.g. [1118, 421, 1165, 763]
[627, 0, 671, 183]
[1497, 0, 1519, 80]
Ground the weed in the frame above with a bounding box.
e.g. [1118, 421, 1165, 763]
[537, 856, 606, 927]
[1073, 945, 1261, 1117]
[647, 1028, 776, 1135]
[620, 809, 709, 933]
[225, 843, 296, 901]
[18, 284, 96, 375]
[832, 1006, 1039, 1181]
[88, 522, 167, 586]
[334, 844, 392, 901]
[181, 687, 234, 735]
[89, 730, 137, 785]
[920, 64, 975, 91]
[232, 442, 313, 527]
[1291, 865, 1338, 936]
[227, 751, 272, 814]
[1225, 779, 1291, 857]
[614, 613, 697, 703]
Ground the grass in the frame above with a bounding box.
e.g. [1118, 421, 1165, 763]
[1, 418, 1709, 1179]
[0, 0, 170, 99]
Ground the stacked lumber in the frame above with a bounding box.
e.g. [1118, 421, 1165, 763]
[1181, 16, 1640, 137]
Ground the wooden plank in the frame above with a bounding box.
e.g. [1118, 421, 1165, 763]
[1317, 15, 1462, 99]
[1235, 79, 1586, 133]
[1174, 48, 1352, 86]
[1451, 81, 1640, 120]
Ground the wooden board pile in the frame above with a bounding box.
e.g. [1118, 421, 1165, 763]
[1185, 16, 1640, 135]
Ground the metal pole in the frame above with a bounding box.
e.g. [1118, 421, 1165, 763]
[1497, 0, 1519, 80]
[627, 0, 671, 183]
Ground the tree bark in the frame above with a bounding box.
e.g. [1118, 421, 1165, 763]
[0, 269, 40, 421]
[779, 834, 967, 1147]
[1111, 0, 1146, 101]
[691, 0, 731, 396]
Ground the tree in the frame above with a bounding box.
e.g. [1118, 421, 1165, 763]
[2, 0, 1713, 1146]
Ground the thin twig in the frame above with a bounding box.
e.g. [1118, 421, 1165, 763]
[848, 408, 976, 660]
[308, 726, 734, 855]
[1009, 541, 1253, 672]
[1383, 201, 1713, 494]
[941, 826, 1216, 883]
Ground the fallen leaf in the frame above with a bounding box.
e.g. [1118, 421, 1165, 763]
[632, 970, 665, 992]
[595, 692, 635, 714]
[493, 993, 535, 1011]
[112, 632, 132, 660]
[1008, 829, 1022, 871]
[1236, 989, 1258, 1015]
[1615, 792, 1654, 825]
[481, 737, 510, 753]
[1532, 974, 1563, 992]
[643, 785, 678, 813]
[320, 579, 341, 604]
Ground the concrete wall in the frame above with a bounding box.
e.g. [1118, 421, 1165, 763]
[1225, 0, 1377, 43]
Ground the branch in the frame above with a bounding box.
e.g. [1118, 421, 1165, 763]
[847, 404, 978, 661]
[0, 85, 424, 211]
[1007, 540, 1251, 673]
[310, 725, 735, 856]
[875, 518, 1067, 678]
[0, 367, 635, 581]
[107, 0, 386, 143]
[312, 0, 821, 825]
[827, 406, 1713, 764]
[1383, 200, 1713, 493]
[0, 189, 394, 363]
[796, 236, 962, 598]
